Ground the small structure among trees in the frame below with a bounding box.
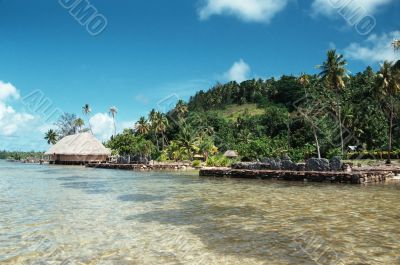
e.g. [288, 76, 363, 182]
[224, 150, 239, 159]
[45, 132, 111, 165]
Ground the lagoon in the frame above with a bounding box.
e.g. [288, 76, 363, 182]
[0, 160, 399, 264]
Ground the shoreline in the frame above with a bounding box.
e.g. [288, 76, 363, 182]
[199, 167, 399, 184]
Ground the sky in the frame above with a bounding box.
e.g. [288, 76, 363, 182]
[0, 0, 399, 151]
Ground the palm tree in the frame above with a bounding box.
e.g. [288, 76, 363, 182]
[317, 50, 349, 156]
[44, 129, 58, 145]
[153, 112, 169, 150]
[74, 118, 85, 133]
[82, 104, 93, 134]
[149, 108, 157, 122]
[109, 106, 118, 137]
[298, 74, 321, 159]
[175, 100, 188, 119]
[176, 126, 199, 160]
[377, 61, 400, 164]
[135, 116, 150, 135]
[148, 108, 158, 148]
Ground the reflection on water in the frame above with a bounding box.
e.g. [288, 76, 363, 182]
[0, 160, 399, 265]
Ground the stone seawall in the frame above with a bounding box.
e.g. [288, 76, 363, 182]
[86, 163, 192, 171]
[199, 168, 394, 184]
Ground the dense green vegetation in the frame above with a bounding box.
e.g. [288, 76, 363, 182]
[0, 151, 44, 160]
[120, 50, 399, 163]
[43, 48, 399, 164]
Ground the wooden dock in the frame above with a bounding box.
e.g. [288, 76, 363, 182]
[199, 168, 395, 184]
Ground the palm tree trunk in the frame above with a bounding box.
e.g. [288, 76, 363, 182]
[287, 113, 291, 150]
[312, 125, 321, 159]
[113, 117, 116, 137]
[156, 135, 159, 151]
[86, 115, 93, 134]
[337, 100, 344, 156]
[387, 102, 393, 164]
[302, 83, 321, 158]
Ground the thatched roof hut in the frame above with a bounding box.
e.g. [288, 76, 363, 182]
[45, 133, 111, 165]
[223, 150, 238, 158]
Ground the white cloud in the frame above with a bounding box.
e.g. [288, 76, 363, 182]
[343, 31, 400, 63]
[224, 59, 251, 83]
[0, 81, 20, 101]
[90, 113, 114, 141]
[198, 0, 288, 23]
[0, 81, 35, 137]
[312, 0, 393, 17]
[89, 113, 136, 141]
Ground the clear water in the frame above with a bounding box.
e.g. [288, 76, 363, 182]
[0, 160, 399, 265]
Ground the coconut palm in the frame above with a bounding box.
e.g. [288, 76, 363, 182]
[153, 112, 169, 150]
[377, 61, 400, 164]
[74, 118, 85, 133]
[82, 104, 93, 134]
[44, 129, 58, 145]
[109, 106, 118, 137]
[317, 50, 349, 156]
[175, 100, 188, 119]
[147, 108, 158, 147]
[298, 74, 321, 158]
[135, 116, 150, 135]
[149, 109, 156, 122]
[176, 126, 199, 160]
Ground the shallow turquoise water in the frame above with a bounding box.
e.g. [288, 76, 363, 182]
[0, 160, 399, 265]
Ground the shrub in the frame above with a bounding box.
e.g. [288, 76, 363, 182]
[327, 148, 343, 160]
[347, 150, 400, 160]
[206, 155, 231, 167]
[192, 160, 202, 168]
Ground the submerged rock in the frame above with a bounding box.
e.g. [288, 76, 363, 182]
[306, 158, 330, 172]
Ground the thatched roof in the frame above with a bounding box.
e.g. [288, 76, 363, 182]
[223, 150, 238, 158]
[45, 133, 111, 156]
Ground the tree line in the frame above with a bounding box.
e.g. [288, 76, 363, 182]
[45, 43, 400, 164]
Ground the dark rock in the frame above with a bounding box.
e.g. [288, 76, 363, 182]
[330, 156, 343, 171]
[261, 158, 281, 170]
[281, 159, 297, 171]
[231, 162, 270, 170]
[306, 158, 330, 172]
[281, 154, 291, 161]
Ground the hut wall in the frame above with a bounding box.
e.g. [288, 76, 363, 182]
[49, 155, 108, 164]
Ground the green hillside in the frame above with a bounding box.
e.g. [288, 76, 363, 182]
[217, 104, 265, 121]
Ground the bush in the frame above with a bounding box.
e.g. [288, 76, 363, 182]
[206, 155, 231, 167]
[158, 152, 169, 162]
[327, 148, 343, 160]
[347, 150, 400, 160]
[192, 160, 202, 168]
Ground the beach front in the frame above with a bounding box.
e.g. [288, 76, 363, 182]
[1, 160, 400, 264]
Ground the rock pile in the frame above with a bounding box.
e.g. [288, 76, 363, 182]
[330, 156, 343, 171]
[231, 162, 270, 170]
[306, 158, 331, 172]
[232, 157, 345, 172]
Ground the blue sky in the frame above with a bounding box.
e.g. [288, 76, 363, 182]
[0, 0, 399, 151]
